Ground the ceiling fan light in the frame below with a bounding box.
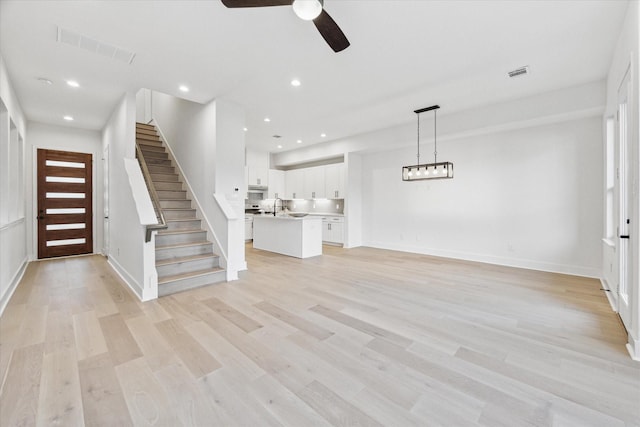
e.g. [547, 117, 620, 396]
[292, 0, 323, 21]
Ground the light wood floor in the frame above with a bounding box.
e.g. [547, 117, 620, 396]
[1, 244, 639, 426]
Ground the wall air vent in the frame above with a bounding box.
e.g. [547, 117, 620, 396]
[508, 66, 530, 78]
[57, 27, 136, 65]
[272, 135, 282, 138]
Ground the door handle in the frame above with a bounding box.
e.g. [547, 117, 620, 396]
[620, 235, 630, 239]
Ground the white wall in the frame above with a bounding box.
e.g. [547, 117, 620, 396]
[151, 92, 246, 278]
[102, 93, 154, 300]
[0, 54, 28, 313]
[25, 122, 103, 260]
[603, 0, 640, 359]
[361, 116, 603, 277]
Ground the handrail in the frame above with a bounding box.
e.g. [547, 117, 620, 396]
[135, 143, 168, 242]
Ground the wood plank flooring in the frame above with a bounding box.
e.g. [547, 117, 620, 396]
[1, 245, 639, 426]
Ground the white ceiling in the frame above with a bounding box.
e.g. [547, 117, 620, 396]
[0, 0, 628, 153]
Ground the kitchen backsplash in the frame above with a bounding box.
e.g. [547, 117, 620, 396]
[287, 199, 344, 214]
[259, 199, 344, 214]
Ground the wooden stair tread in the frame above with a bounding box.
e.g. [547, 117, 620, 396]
[156, 240, 211, 250]
[151, 178, 180, 183]
[157, 229, 204, 236]
[156, 253, 218, 267]
[166, 218, 199, 222]
[158, 267, 225, 284]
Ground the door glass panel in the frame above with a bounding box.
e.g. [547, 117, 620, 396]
[46, 223, 85, 230]
[46, 176, 86, 183]
[46, 192, 85, 198]
[46, 208, 85, 214]
[45, 160, 85, 168]
[46, 238, 86, 246]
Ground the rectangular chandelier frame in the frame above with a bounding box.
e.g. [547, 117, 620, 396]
[402, 161, 454, 181]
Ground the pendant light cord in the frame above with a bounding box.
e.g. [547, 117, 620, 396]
[433, 109, 437, 164]
[416, 112, 420, 165]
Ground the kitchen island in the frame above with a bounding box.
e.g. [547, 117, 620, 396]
[253, 215, 323, 258]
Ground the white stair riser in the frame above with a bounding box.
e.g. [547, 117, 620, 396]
[156, 231, 207, 246]
[157, 256, 219, 277]
[156, 243, 213, 261]
[154, 181, 183, 191]
[157, 190, 186, 199]
[167, 219, 201, 231]
[163, 209, 197, 220]
[158, 270, 226, 297]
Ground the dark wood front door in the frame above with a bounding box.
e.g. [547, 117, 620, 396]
[37, 149, 93, 259]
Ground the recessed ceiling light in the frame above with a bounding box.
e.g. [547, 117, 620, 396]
[66, 80, 80, 88]
[63, 115, 74, 121]
[264, 117, 271, 122]
[243, 127, 248, 131]
[320, 133, 326, 138]
[179, 85, 189, 92]
[297, 139, 302, 144]
[38, 78, 53, 85]
[291, 79, 301, 87]
[277, 144, 283, 149]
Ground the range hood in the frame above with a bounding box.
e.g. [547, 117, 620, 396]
[248, 185, 268, 192]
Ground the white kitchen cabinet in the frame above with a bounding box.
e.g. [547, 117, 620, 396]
[322, 216, 344, 245]
[324, 163, 345, 199]
[268, 169, 285, 199]
[304, 166, 326, 199]
[285, 169, 304, 199]
[244, 217, 253, 241]
[248, 166, 268, 187]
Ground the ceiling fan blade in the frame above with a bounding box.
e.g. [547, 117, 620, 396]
[221, 0, 292, 7]
[313, 9, 350, 52]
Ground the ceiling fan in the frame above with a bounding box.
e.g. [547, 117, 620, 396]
[220, 0, 350, 52]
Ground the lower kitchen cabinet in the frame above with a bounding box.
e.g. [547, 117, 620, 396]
[322, 216, 344, 245]
[245, 217, 253, 241]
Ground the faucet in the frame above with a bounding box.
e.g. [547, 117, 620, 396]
[273, 198, 282, 216]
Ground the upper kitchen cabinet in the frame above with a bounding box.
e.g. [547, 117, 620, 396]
[325, 163, 345, 199]
[268, 169, 285, 199]
[248, 167, 268, 187]
[285, 169, 304, 199]
[304, 166, 326, 199]
[246, 149, 270, 187]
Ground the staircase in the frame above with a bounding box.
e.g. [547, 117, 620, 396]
[136, 122, 226, 297]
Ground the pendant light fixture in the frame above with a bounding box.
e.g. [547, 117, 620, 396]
[402, 105, 453, 181]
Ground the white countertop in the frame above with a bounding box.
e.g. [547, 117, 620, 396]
[254, 214, 322, 221]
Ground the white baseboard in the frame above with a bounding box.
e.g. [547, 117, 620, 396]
[108, 256, 145, 301]
[599, 278, 618, 312]
[627, 337, 640, 362]
[0, 257, 28, 316]
[364, 240, 602, 279]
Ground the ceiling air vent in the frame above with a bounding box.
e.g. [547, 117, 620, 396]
[272, 135, 282, 138]
[57, 27, 136, 65]
[508, 66, 530, 78]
